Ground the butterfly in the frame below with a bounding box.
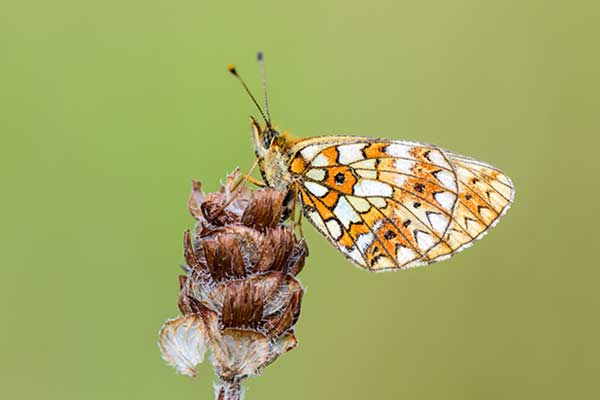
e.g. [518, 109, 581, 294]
[227, 53, 514, 272]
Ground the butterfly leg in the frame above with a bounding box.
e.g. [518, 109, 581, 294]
[289, 184, 298, 231]
[230, 157, 261, 191]
[245, 175, 266, 187]
[289, 182, 305, 238]
[297, 204, 305, 238]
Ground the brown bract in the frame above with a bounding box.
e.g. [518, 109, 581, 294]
[159, 170, 307, 390]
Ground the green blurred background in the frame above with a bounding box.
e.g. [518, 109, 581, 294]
[2, 1, 599, 399]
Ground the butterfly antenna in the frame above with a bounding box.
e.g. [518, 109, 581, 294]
[228, 64, 271, 128]
[257, 51, 272, 123]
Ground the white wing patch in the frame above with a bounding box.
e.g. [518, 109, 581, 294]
[333, 196, 362, 228]
[432, 169, 455, 190]
[396, 245, 417, 264]
[427, 212, 449, 234]
[426, 149, 451, 168]
[306, 168, 326, 181]
[307, 210, 327, 232]
[300, 143, 330, 161]
[353, 179, 393, 197]
[312, 154, 330, 167]
[337, 143, 367, 164]
[415, 230, 436, 251]
[433, 191, 456, 211]
[369, 197, 388, 208]
[326, 219, 343, 240]
[347, 195, 371, 213]
[352, 159, 376, 169]
[385, 143, 413, 158]
[393, 159, 415, 173]
[356, 169, 378, 179]
[305, 181, 328, 197]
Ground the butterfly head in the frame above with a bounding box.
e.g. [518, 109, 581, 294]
[250, 116, 281, 158]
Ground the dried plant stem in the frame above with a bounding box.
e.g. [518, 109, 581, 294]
[216, 379, 243, 400]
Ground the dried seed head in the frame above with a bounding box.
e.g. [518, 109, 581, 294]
[159, 171, 307, 388]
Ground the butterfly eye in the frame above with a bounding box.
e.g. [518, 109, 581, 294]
[261, 128, 279, 149]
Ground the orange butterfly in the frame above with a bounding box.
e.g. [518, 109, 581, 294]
[228, 53, 514, 272]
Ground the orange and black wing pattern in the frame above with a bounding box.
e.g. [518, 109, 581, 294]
[287, 137, 514, 271]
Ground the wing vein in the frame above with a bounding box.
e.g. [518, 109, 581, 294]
[302, 191, 370, 268]
[349, 156, 454, 172]
[341, 194, 401, 269]
[363, 198, 424, 258]
[456, 161, 513, 192]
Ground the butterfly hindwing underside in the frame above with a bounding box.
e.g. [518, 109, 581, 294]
[287, 137, 514, 271]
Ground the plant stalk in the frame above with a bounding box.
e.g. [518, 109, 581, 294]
[216, 379, 243, 400]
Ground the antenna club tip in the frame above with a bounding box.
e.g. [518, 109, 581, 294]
[257, 51, 263, 61]
[227, 64, 237, 75]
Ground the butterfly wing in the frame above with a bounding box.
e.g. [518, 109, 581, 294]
[431, 151, 514, 259]
[287, 137, 514, 271]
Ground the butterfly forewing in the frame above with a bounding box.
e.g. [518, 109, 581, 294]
[288, 137, 514, 271]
